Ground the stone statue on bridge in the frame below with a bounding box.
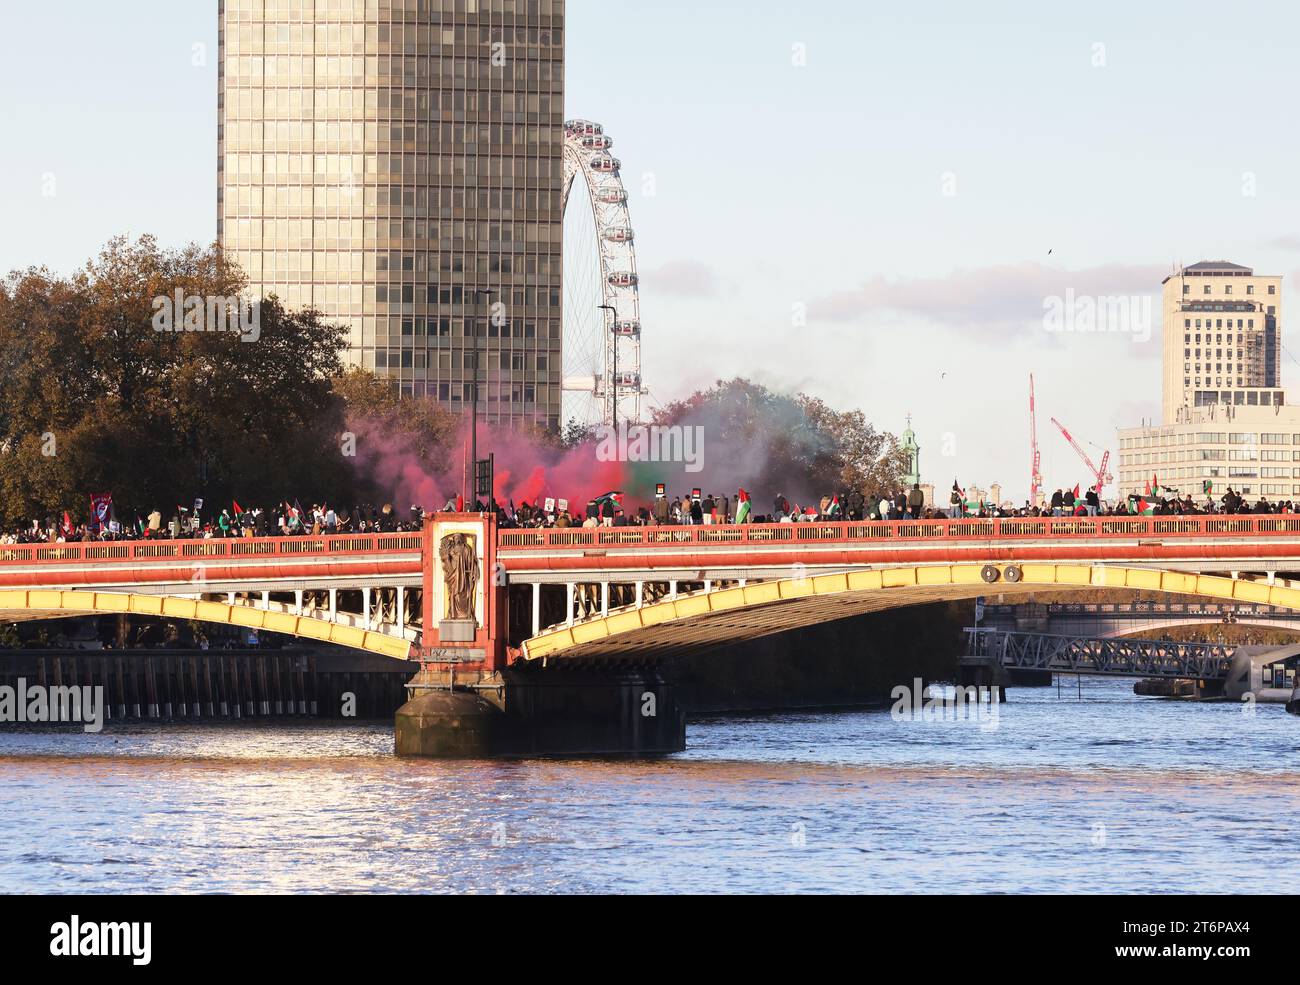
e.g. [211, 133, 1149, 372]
[439, 532, 479, 624]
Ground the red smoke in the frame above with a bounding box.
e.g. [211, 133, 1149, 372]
[347, 417, 633, 515]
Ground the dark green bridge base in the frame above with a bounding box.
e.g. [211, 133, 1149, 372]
[395, 666, 686, 758]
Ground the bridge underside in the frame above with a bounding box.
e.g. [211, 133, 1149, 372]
[0, 589, 413, 661]
[522, 563, 1300, 663]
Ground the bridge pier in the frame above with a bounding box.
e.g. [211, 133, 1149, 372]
[394, 665, 685, 758]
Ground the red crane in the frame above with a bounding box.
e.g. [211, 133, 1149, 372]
[1050, 417, 1112, 494]
[1029, 375, 1042, 504]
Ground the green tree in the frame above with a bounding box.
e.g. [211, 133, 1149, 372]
[652, 377, 908, 499]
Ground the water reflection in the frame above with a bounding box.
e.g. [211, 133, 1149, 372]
[1, 679, 1297, 893]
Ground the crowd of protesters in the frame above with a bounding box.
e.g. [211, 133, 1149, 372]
[497, 482, 1300, 528]
[0, 501, 427, 544]
[4, 481, 1295, 544]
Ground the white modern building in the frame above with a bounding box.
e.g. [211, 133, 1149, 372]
[1118, 261, 1297, 502]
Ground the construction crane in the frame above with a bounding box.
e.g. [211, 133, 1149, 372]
[1029, 375, 1043, 505]
[1050, 416, 1113, 493]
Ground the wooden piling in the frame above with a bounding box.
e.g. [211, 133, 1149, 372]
[145, 656, 160, 719]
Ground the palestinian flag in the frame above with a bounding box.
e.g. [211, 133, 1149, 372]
[826, 495, 841, 516]
[233, 499, 244, 517]
[952, 484, 980, 514]
[735, 488, 751, 524]
[1130, 498, 1154, 516]
[1203, 480, 1213, 495]
[592, 490, 624, 516]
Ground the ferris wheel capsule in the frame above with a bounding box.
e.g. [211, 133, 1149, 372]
[602, 226, 634, 243]
[565, 119, 603, 137]
[607, 271, 638, 288]
[581, 134, 613, 150]
[613, 320, 641, 336]
[589, 155, 621, 173]
[595, 187, 628, 204]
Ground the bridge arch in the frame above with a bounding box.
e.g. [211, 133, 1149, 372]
[521, 563, 1300, 663]
[0, 589, 413, 661]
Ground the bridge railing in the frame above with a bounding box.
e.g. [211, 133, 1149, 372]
[0, 533, 423, 567]
[495, 514, 1300, 551]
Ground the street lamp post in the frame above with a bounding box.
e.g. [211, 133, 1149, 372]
[599, 304, 617, 432]
[472, 288, 496, 508]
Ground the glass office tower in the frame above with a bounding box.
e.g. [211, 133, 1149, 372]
[218, 0, 565, 428]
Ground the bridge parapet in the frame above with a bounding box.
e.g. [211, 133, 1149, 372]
[497, 514, 1300, 554]
[0, 532, 422, 567]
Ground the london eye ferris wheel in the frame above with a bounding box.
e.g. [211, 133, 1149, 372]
[561, 119, 646, 428]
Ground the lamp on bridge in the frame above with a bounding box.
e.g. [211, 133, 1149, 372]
[466, 288, 498, 510]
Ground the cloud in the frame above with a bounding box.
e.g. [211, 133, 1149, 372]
[808, 261, 1167, 334]
[642, 259, 719, 299]
[1268, 235, 1300, 252]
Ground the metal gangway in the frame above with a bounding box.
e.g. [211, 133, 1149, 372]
[964, 628, 1235, 680]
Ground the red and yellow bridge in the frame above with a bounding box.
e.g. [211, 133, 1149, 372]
[4, 513, 1300, 670]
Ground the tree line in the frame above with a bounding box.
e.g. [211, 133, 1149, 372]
[0, 236, 906, 521]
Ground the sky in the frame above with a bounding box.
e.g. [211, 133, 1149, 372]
[2, 1, 1299, 497]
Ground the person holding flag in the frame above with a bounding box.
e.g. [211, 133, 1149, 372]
[591, 490, 624, 526]
[735, 488, 751, 524]
[1084, 485, 1100, 517]
[89, 492, 113, 534]
[948, 481, 963, 520]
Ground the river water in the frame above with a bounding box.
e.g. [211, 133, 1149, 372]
[1, 678, 1297, 894]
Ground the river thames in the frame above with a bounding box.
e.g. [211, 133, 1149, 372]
[1, 678, 1297, 894]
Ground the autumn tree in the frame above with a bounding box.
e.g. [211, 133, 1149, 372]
[0, 236, 352, 521]
[331, 367, 462, 505]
